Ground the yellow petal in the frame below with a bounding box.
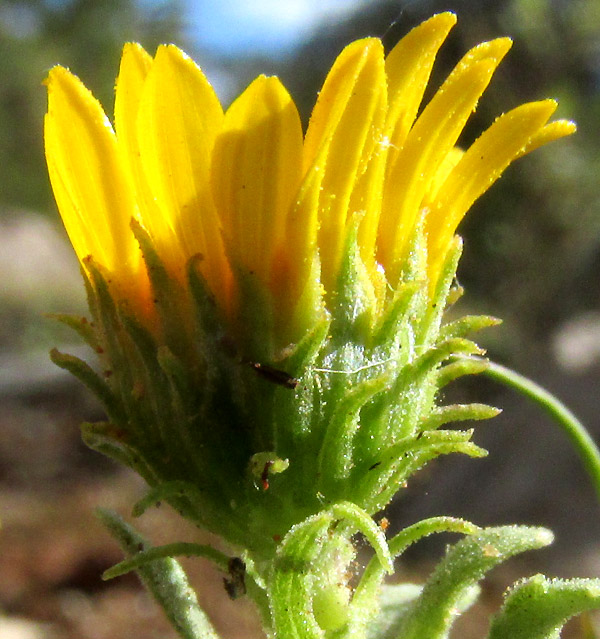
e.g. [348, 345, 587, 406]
[115, 42, 152, 167]
[351, 15, 456, 279]
[113, 43, 175, 284]
[136, 44, 227, 285]
[301, 38, 387, 289]
[379, 39, 512, 285]
[426, 100, 574, 280]
[384, 12, 457, 164]
[211, 75, 303, 285]
[517, 118, 577, 158]
[44, 66, 138, 275]
[352, 146, 387, 271]
[451, 37, 513, 74]
[285, 165, 322, 299]
[303, 38, 386, 174]
[425, 146, 465, 205]
[348, 14, 456, 277]
[114, 43, 156, 221]
[293, 40, 385, 297]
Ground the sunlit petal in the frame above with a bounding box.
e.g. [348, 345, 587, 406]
[45, 17, 576, 346]
[136, 44, 226, 284]
[426, 100, 575, 281]
[517, 119, 577, 157]
[302, 38, 387, 288]
[384, 12, 457, 165]
[379, 53, 504, 285]
[45, 66, 138, 276]
[115, 42, 152, 171]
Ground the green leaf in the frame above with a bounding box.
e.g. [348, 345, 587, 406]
[46, 312, 99, 350]
[366, 584, 423, 639]
[102, 541, 229, 579]
[418, 236, 462, 345]
[130, 481, 232, 541]
[420, 403, 500, 430]
[438, 314, 501, 341]
[370, 281, 420, 348]
[83, 259, 141, 410]
[398, 525, 554, 639]
[132, 481, 210, 518]
[348, 517, 478, 639]
[357, 429, 487, 512]
[436, 357, 490, 389]
[405, 338, 484, 381]
[387, 517, 480, 560]
[131, 219, 189, 355]
[330, 502, 392, 574]
[97, 508, 221, 639]
[187, 253, 224, 342]
[488, 574, 600, 639]
[157, 345, 196, 412]
[269, 503, 392, 638]
[80, 421, 142, 473]
[84, 259, 123, 358]
[50, 348, 122, 423]
[270, 510, 333, 639]
[366, 583, 480, 639]
[285, 314, 331, 378]
[228, 259, 277, 362]
[329, 218, 377, 343]
[317, 373, 392, 487]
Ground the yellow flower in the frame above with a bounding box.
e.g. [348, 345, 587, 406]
[45, 12, 574, 346]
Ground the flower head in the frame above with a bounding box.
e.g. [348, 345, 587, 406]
[46, 14, 575, 553]
[45, 12, 574, 354]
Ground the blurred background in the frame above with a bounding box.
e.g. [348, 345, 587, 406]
[1, 0, 600, 637]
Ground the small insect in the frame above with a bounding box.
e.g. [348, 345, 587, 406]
[223, 557, 246, 600]
[247, 361, 299, 389]
[260, 459, 274, 491]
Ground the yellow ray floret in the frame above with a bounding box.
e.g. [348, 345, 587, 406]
[45, 12, 575, 339]
[212, 75, 303, 287]
[426, 100, 576, 279]
[45, 67, 140, 280]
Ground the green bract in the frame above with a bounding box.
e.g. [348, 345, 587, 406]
[52, 221, 494, 555]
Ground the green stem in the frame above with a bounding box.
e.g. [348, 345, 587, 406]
[97, 508, 221, 639]
[478, 358, 600, 503]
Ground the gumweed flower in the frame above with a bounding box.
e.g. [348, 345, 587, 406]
[46, 13, 574, 556]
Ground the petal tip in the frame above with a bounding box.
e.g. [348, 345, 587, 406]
[166, 43, 190, 59]
[122, 41, 144, 54]
[553, 119, 577, 136]
[154, 43, 182, 63]
[343, 36, 384, 59]
[44, 65, 70, 86]
[491, 36, 513, 58]
[431, 11, 458, 27]
[44, 66, 85, 100]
